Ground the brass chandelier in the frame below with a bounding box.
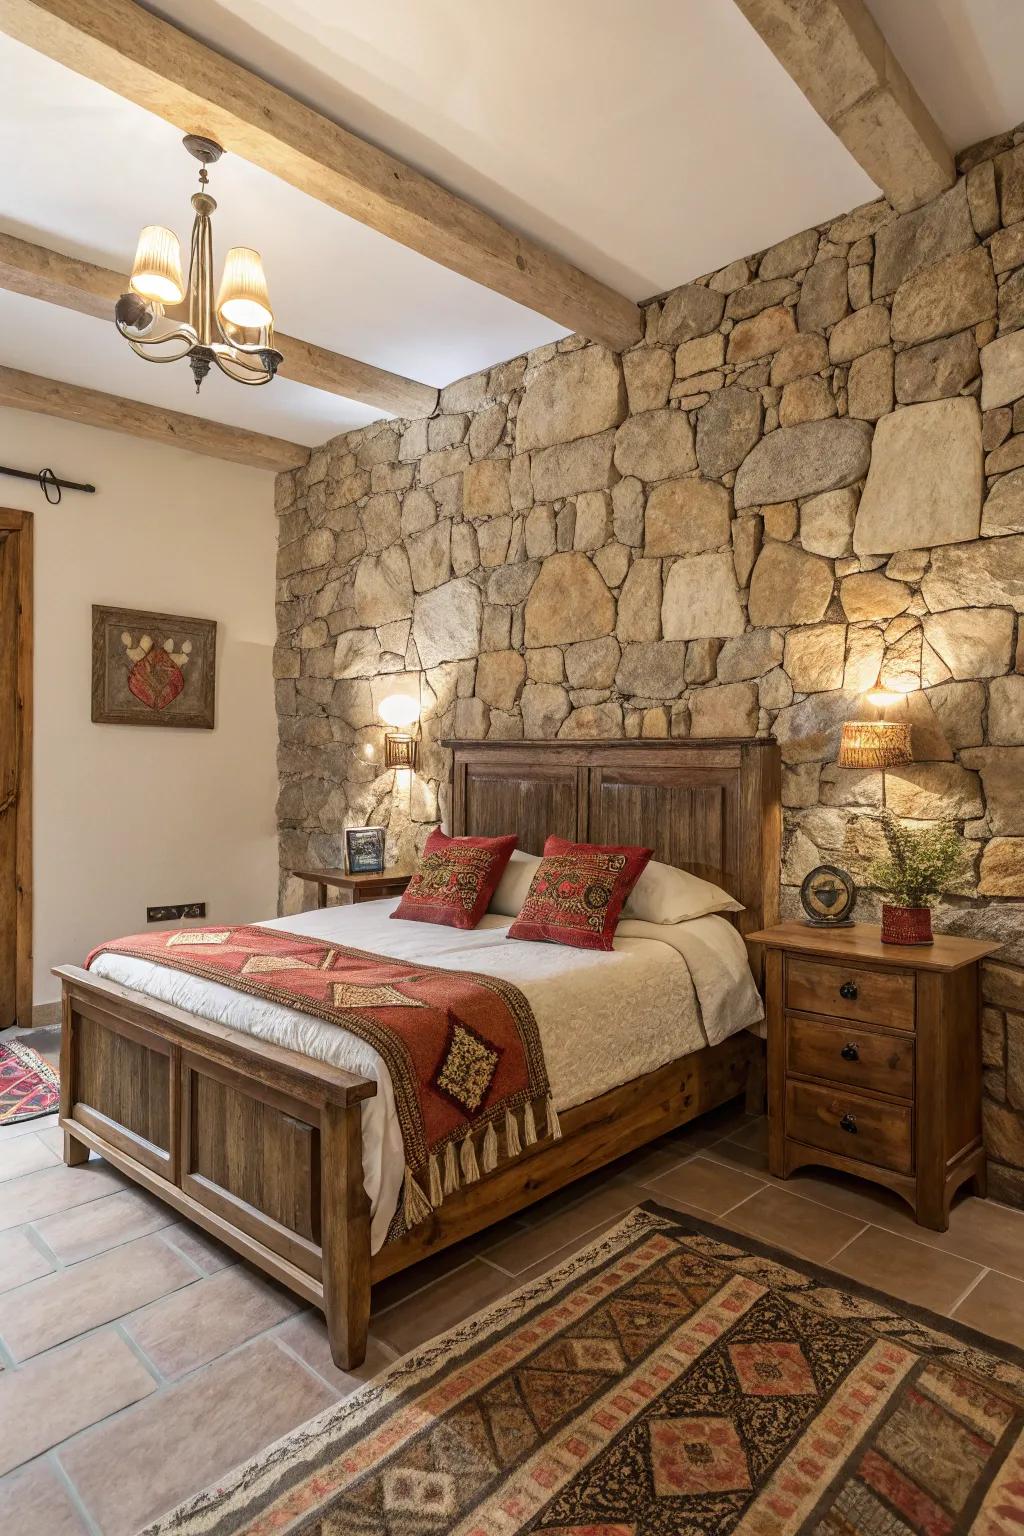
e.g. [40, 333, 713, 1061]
[115, 135, 282, 392]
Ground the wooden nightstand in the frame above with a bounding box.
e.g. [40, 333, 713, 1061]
[747, 922, 1002, 1231]
[291, 867, 413, 909]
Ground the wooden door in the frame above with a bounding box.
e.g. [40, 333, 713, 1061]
[0, 511, 32, 1029]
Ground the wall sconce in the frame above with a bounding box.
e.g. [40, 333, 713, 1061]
[838, 690, 913, 769]
[379, 693, 419, 770]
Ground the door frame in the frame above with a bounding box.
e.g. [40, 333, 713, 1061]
[1, 509, 33, 1026]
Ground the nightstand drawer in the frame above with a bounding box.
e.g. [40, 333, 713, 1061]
[786, 955, 915, 1032]
[786, 1080, 913, 1174]
[786, 1015, 914, 1099]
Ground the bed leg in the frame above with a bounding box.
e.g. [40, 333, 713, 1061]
[321, 1100, 371, 1371]
[63, 1129, 89, 1166]
[59, 985, 88, 1166]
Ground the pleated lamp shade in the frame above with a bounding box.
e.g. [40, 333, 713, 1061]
[217, 247, 273, 329]
[129, 225, 185, 305]
[838, 720, 913, 769]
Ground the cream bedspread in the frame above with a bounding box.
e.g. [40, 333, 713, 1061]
[89, 902, 763, 1252]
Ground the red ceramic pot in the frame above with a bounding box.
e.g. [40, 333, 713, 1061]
[881, 903, 933, 945]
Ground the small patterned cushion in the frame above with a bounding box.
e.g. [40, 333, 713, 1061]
[392, 829, 518, 930]
[507, 835, 653, 951]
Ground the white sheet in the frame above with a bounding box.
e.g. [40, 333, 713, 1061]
[90, 902, 762, 1252]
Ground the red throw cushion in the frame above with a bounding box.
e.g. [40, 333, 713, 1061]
[507, 835, 653, 951]
[392, 829, 518, 930]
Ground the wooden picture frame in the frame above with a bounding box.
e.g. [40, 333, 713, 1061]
[91, 604, 217, 729]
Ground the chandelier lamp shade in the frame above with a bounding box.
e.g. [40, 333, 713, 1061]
[115, 135, 282, 392]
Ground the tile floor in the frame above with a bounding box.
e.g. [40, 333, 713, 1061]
[2, 1096, 1024, 1534]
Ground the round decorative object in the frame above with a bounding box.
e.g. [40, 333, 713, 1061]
[799, 865, 856, 927]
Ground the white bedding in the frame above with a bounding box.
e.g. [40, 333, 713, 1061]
[90, 901, 763, 1253]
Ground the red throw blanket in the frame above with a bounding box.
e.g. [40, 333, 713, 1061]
[86, 925, 558, 1232]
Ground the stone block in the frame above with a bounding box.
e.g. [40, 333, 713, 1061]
[840, 571, 912, 621]
[982, 469, 1024, 536]
[353, 547, 414, 626]
[717, 629, 784, 682]
[770, 333, 829, 385]
[732, 515, 762, 586]
[980, 838, 1024, 896]
[784, 624, 847, 691]
[662, 552, 745, 640]
[847, 346, 894, 421]
[616, 559, 662, 642]
[520, 682, 570, 738]
[727, 305, 797, 363]
[779, 376, 836, 427]
[558, 703, 624, 738]
[894, 331, 979, 403]
[658, 284, 725, 344]
[760, 228, 819, 279]
[801, 487, 858, 556]
[922, 607, 1014, 678]
[690, 682, 759, 737]
[727, 278, 798, 320]
[854, 398, 983, 554]
[517, 346, 625, 453]
[844, 626, 885, 692]
[644, 479, 731, 556]
[615, 641, 687, 697]
[530, 431, 618, 501]
[872, 180, 975, 296]
[772, 689, 862, 763]
[890, 247, 996, 345]
[622, 348, 673, 414]
[989, 675, 1024, 743]
[695, 387, 762, 476]
[676, 333, 725, 379]
[921, 534, 1024, 611]
[961, 747, 1024, 833]
[524, 552, 615, 646]
[407, 522, 452, 590]
[613, 410, 696, 481]
[411, 578, 482, 668]
[980, 332, 1024, 411]
[829, 305, 890, 363]
[734, 418, 872, 508]
[475, 650, 526, 711]
[747, 542, 834, 626]
[884, 762, 984, 820]
[798, 258, 849, 333]
[463, 458, 511, 519]
[566, 636, 621, 689]
[573, 490, 611, 551]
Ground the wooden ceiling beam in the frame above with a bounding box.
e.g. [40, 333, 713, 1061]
[732, 0, 954, 212]
[0, 365, 309, 471]
[0, 0, 643, 350]
[0, 231, 438, 418]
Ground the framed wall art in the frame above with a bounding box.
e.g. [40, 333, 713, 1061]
[91, 605, 217, 729]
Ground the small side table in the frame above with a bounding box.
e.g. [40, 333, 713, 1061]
[747, 921, 1001, 1231]
[291, 867, 413, 908]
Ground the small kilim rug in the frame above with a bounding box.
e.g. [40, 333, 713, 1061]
[0, 1039, 59, 1125]
[145, 1204, 1024, 1536]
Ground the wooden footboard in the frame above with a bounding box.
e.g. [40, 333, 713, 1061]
[54, 964, 376, 1369]
[55, 964, 758, 1369]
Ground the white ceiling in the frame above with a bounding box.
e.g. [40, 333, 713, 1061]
[2, 0, 1024, 448]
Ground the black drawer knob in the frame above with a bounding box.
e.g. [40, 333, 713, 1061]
[840, 1042, 860, 1062]
[839, 980, 858, 1000]
[839, 1113, 858, 1134]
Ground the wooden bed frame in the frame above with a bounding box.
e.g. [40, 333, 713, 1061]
[55, 738, 780, 1368]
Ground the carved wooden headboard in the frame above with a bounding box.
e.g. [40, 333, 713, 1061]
[444, 739, 781, 945]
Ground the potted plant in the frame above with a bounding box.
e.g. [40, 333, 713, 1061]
[867, 812, 966, 945]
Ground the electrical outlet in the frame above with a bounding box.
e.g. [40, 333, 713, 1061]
[146, 902, 206, 923]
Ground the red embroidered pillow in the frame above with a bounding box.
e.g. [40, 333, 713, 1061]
[507, 835, 653, 951]
[392, 829, 517, 930]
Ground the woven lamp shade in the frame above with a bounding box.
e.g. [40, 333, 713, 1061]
[838, 720, 912, 769]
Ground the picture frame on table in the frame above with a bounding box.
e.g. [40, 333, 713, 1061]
[345, 826, 386, 875]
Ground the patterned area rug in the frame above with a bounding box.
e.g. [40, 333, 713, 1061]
[0, 1039, 59, 1125]
[146, 1204, 1024, 1536]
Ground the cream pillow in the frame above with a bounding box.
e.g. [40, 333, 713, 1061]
[489, 848, 541, 916]
[491, 848, 741, 925]
[623, 858, 743, 924]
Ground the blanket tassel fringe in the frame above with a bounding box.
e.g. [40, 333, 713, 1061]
[409, 1096, 563, 1223]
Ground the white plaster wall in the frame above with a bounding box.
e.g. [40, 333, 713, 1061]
[0, 408, 279, 1008]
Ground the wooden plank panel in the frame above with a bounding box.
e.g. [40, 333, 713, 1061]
[462, 761, 583, 852]
[0, 0, 642, 349]
[74, 1012, 172, 1152]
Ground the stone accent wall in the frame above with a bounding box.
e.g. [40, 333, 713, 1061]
[275, 123, 1024, 1206]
